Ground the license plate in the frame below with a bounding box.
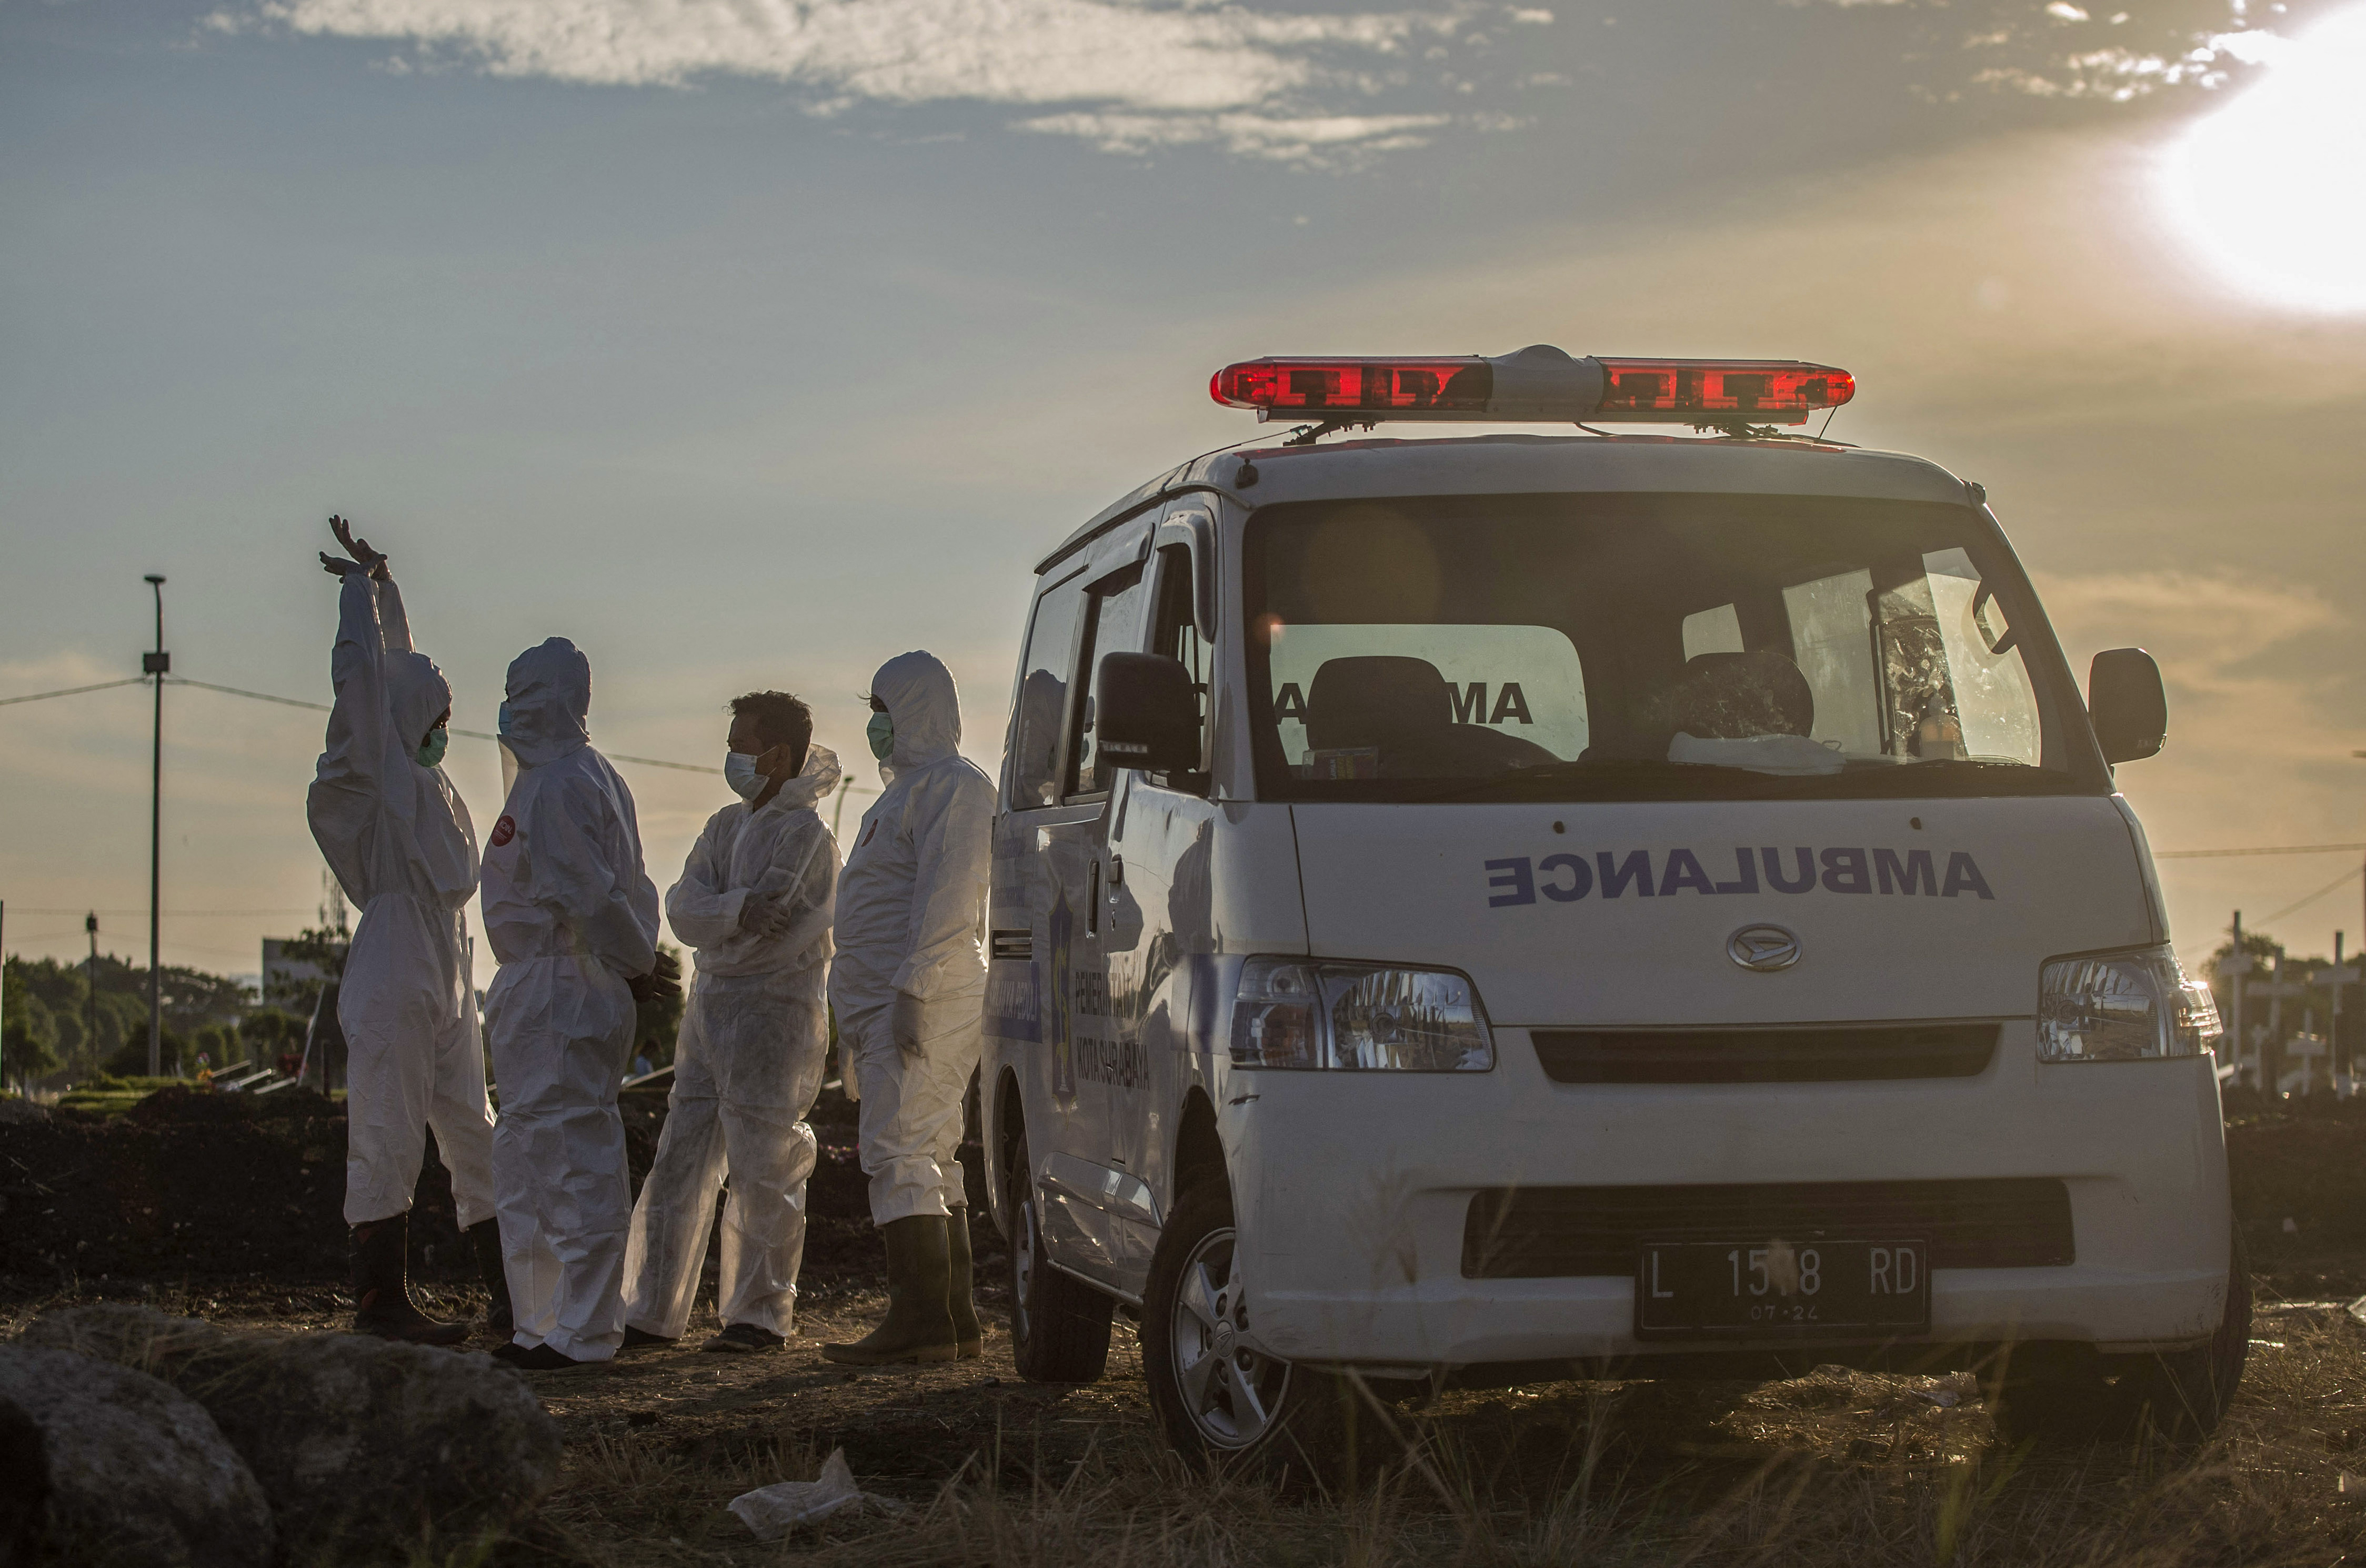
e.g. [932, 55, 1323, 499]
[1635, 1238, 1930, 1339]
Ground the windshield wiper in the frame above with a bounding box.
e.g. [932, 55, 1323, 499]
[1411, 758, 1795, 803]
[1403, 755, 2082, 804]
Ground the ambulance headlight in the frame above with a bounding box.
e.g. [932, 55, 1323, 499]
[1230, 958, 1495, 1071]
[2037, 944, 2221, 1062]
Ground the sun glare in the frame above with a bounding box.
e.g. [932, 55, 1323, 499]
[2160, 4, 2366, 313]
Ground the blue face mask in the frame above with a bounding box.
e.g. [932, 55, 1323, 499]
[496, 701, 516, 741]
[724, 750, 767, 801]
[866, 711, 895, 761]
[416, 729, 449, 769]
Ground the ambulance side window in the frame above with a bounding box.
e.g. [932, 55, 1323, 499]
[1008, 572, 1086, 809]
[1067, 562, 1154, 800]
[1151, 544, 1210, 780]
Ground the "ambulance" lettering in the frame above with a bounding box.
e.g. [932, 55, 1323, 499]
[1484, 847, 1995, 907]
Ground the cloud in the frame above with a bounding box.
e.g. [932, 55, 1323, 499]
[1015, 108, 1451, 159]
[207, 0, 1492, 160]
[1787, 0, 2272, 102]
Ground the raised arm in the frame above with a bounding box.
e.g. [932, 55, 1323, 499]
[317, 561, 395, 798]
[375, 576, 415, 656]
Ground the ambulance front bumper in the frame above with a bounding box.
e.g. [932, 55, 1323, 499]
[1222, 1026, 2231, 1369]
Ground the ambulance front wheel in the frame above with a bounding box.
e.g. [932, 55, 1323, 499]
[1987, 1230, 2250, 1447]
[1142, 1182, 1378, 1485]
[2114, 1228, 2251, 1444]
[1006, 1128, 1114, 1383]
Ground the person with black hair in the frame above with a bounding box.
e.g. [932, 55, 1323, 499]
[619, 691, 843, 1353]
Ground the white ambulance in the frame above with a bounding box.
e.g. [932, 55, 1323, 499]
[979, 346, 2242, 1471]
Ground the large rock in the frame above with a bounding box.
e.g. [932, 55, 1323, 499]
[0, 1390, 50, 1564]
[21, 1305, 562, 1566]
[0, 1345, 273, 1568]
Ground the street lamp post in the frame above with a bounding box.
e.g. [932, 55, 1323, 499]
[143, 575, 167, 1077]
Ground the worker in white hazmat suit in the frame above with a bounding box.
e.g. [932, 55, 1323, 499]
[480, 636, 675, 1370]
[306, 516, 506, 1346]
[621, 690, 843, 1354]
[822, 651, 994, 1366]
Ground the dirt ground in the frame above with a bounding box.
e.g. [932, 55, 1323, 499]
[11, 1092, 2366, 1564]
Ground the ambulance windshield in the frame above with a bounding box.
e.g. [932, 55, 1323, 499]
[1244, 492, 2103, 802]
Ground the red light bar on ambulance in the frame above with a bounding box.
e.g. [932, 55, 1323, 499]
[1209, 344, 1854, 426]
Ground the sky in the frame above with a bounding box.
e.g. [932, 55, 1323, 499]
[6, 0, 2366, 992]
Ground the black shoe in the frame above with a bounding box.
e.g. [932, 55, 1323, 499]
[493, 1342, 602, 1372]
[701, 1322, 785, 1354]
[466, 1219, 513, 1341]
[621, 1325, 677, 1351]
[350, 1215, 468, 1346]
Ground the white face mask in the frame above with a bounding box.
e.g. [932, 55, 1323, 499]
[724, 750, 767, 801]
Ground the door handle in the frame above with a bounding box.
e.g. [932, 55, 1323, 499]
[1087, 859, 1100, 936]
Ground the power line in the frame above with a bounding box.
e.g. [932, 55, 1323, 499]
[5, 670, 883, 787]
[168, 677, 877, 785]
[0, 677, 147, 707]
[2, 908, 317, 917]
[2259, 865, 2366, 927]
[2153, 842, 2366, 860]
[168, 678, 330, 713]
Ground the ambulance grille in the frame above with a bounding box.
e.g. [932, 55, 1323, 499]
[1460, 1178, 2074, 1278]
[1530, 1024, 1999, 1084]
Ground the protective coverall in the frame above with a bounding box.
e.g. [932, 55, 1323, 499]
[305, 570, 498, 1239]
[830, 652, 995, 1227]
[481, 638, 661, 1362]
[621, 746, 844, 1342]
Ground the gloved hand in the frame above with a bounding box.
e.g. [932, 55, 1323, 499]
[743, 891, 805, 940]
[318, 515, 390, 580]
[628, 949, 683, 1004]
[891, 991, 927, 1061]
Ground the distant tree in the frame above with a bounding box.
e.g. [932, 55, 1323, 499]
[2, 982, 62, 1087]
[3, 1017, 61, 1085]
[267, 926, 349, 1016]
[155, 966, 255, 1036]
[2205, 927, 2288, 1029]
[106, 1027, 188, 1078]
[242, 1007, 303, 1052]
[50, 1010, 85, 1063]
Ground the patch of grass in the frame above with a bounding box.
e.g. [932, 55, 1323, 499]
[529, 1308, 2366, 1568]
[53, 1078, 181, 1116]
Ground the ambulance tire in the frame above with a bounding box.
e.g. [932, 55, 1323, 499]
[1988, 1232, 2250, 1448]
[1983, 1343, 2112, 1446]
[2115, 1230, 2251, 1446]
[1007, 1129, 1114, 1383]
[1142, 1182, 1380, 1487]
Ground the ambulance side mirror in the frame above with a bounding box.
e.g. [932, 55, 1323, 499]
[1095, 652, 1203, 779]
[2088, 648, 2166, 764]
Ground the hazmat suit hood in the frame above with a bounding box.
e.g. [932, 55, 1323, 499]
[869, 651, 962, 785]
[768, 744, 843, 814]
[501, 638, 593, 770]
[386, 651, 452, 756]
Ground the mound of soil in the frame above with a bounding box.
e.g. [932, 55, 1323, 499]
[3, 1087, 356, 1284]
[2227, 1100, 2366, 1249]
[0, 1080, 995, 1293]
